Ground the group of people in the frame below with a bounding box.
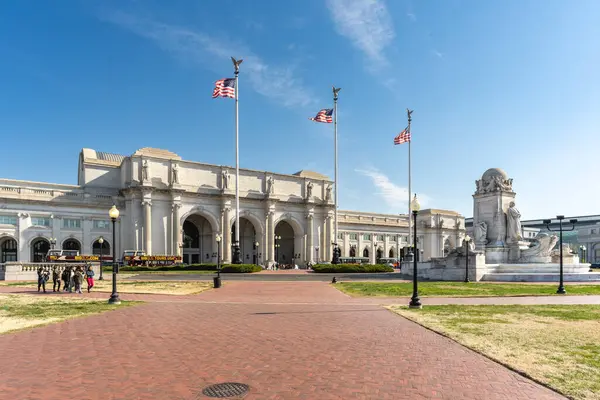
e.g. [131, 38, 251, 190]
[37, 265, 96, 294]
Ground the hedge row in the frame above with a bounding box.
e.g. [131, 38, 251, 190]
[311, 264, 394, 273]
[113, 263, 263, 273]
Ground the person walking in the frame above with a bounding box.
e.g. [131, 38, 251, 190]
[85, 265, 95, 293]
[52, 266, 61, 292]
[37, 267, 49, 293]
[68, 267, 75, 293]
[73, 266, 83, 294]
[62, 267, 70, 292]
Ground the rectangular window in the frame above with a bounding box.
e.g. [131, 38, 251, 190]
[337, 232, 344, 240]
[31, 217, 51, 227]
[93, 220, 110, 229]
[363, 234, 371, 240]
[389, 236, 396, 242]
[591, 229, 596, 235]
[63, 218, 81, 229]
[349, 233, 358, 240]
[377, 235, 384, 241]
[0, 215, 17, 225]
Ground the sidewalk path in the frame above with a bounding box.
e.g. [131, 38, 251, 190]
[0, 282, 569, 399]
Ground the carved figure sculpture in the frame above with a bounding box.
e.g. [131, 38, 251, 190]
[266, 176, 275, 194]
[325, 184, 332, 201]
[171, 164, 179, 184]
[520, 233, 559, 259]
[476, 176, 513, 194]
[221, 169, 230, 189]
[447, 239, 476, 256]
[306, 182, 313, 199]
[142, 160, 149, 181]
[474, 221, 488, 244]
[506, 201, 522, 243]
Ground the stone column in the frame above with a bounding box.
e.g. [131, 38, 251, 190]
[141, 200, 152, 255]
[172, 203, 181, 256]
[223, 206, 231, 264]
[384, 235, 389, 258]
[358, 233, 363, 259]
[371, 232, 377, 264]
[307, 213, 314, 263]
[267, 211, 275, 264]
[326, 214, 334, 261]
[344, 232, 350, 257]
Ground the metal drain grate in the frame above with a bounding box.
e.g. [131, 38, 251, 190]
[201, 382, 249, 398]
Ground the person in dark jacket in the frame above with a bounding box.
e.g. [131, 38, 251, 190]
[62, 267, 71, 292]
[73, 266, 83, 294]
[52, 266, 61, 292]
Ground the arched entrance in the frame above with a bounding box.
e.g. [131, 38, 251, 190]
[376, 247, 383, 261]
[274, 221, 294, 265]
[0, 237, 17, 262]
[183, 214, 213, 265]
[31, 238, 50, 262]
[363, 247, 369, 258]
[349, 246, 356, 257]
[62, 239, 81, 252]
[92, 239, 111, 256]
[231, 218, 259, 264]
[389, 247, 396, 258]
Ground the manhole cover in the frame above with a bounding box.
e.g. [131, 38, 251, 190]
[201, 382, 249, 398]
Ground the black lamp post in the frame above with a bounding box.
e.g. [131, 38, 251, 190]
[544, 215, 577, 294]
[274, 235, 281, 265]
[98, 237, 104, 280]
[254, 241, 259, 265]
[215, 234, 222, 288]
[108, 205, 120, 305]
[409, 194, 422, 309]
[464, 235, 471, 283]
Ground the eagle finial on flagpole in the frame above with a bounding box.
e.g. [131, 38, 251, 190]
[231, 57, 243, 74]
[332, 86, 341, 100]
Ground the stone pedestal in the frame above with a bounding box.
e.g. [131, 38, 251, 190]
[485, 246, 509, 263]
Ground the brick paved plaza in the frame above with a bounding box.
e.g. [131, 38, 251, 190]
[0, 282, 567, 399]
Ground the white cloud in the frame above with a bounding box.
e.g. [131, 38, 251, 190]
[326, 0, 395, 69]
[103, 12, 315, 108]
[356, 166, 430, 212]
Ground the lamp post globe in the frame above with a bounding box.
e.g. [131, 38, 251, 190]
[107, 205, 120, 305]
[409, 194, 422, 309]
[98, 237, 105, 280]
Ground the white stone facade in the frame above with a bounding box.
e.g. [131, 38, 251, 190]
[0, 147, 465, 266]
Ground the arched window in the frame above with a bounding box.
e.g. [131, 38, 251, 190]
[92, 239, 110, 255]
[62, 239, 81, 252]
[376, 248, 383, 260]
[363, 248, 369, 258]
[389, 248, 395, 258]
[31, 238, 50, 262]
[349, 246, 356, 257]
[1, 238, 18, 262]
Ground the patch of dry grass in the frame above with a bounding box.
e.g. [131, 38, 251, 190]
[390, 305, 600, 400]
[0, 279, 211, 295]
[0, 294, 137, 335]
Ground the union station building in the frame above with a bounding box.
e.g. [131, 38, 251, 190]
[0, 147, 466, 266]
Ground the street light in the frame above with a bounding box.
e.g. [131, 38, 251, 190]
[409, 194, 422, 309]
[464, 235, 471, 283]
[215, 234, 222, 288]
[254, 241, 259, 265]
[49, 237, 57, 250]
[274, 235, 281, 264]
[544, 216, 577, 294]
[107, 205, 120, 305]
[98, 237, 104, 280]
[580, 245, 587, 263]
[315, 246, 320, 263]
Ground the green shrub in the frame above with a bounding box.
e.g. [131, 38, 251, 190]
[114, 263, 263, 273]
[311, 264, 394, 273]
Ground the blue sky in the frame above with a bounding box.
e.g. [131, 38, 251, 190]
[1, 0, 599, 219]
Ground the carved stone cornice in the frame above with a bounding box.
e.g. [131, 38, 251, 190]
[141, 200, 152, 207]
[17, 212, 29, 218]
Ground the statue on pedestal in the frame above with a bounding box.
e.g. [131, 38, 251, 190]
[267, 176, 275, 194]
[306, 182, 313, 199]
[221, 169, 230, 189]
[142, 160, 149, 181]
[171, 164, 179, 184]
[520, 233, 558, 261]
[325, 184, 332, 201]
[506, 201, 522, 243]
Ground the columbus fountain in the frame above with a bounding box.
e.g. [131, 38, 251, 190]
[404, 168, 598, 282]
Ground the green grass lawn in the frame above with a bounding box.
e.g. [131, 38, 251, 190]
[336, 281, 600, 297]
[0, 294, 139, 334]
[391, 304, 600, 400]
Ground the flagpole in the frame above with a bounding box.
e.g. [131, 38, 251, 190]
[232, 57, 243, 264]
[332, 87, 341, 264]
[407, 108, 413, 257]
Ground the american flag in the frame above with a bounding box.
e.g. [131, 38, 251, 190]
[212, 78, 236, 99]
[394, 128, 411, 145]
[309, 108, 333, 123]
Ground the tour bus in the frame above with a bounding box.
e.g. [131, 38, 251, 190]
[45, 249, 103, 262]
[122, 250, 182, 267]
